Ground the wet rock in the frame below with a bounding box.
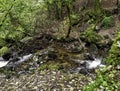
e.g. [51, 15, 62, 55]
[71, 67, 89, 75]
[70, 56, 105, 74]
[47, 48, 57, 60]
[84, 53, 94, 60]
[71, 43, 83, 53]
[65, 41, 83, 53]
[20, 34, 53, 54]
[33, 47, 57, 65]
[89, 44, 98, 55]
[2, 52, 12, 60]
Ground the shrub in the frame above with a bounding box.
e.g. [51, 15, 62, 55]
[80, 24, 102, 44]
[101, 16, 115, 29]
[0, 46, 9, 56]
[83, 68, 120, 91]
[105, 31, 120, 65]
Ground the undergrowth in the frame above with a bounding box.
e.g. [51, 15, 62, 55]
[84, 29, 120, 91]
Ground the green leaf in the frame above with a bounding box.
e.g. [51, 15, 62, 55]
[0, 46, 9, 56]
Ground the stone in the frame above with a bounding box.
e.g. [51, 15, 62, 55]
[33, 47, 57, 65]
[70, 42, 83, 53]
[84, 53, 94, 60]
[95, 25, 100, 32]
[20, 36, 33, 43]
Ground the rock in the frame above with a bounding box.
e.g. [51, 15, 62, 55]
[2, 52, 12, 60]
[70, 56, 105, 74]
[33, 47, 57, 65]
[116, 65, 120, 70]
[69, 42, 83, 53]
[70, 67, 88, 75]
[47, 47, 57, 60]
[89, 44, 98, 55]
[71, 46, 82, 53]
[84, 53, 94, 60]
[95, 25, 100, 32]
[20, 36, 33, 43]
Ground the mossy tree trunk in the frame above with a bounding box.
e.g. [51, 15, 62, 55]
[66, 2, 72, 38]
[94, 0, 102, 16]
[66, 0, 75, 38]
[44, 0, 63, 20]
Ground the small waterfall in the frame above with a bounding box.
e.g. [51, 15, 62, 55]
[0, 54, 33, 68]
[86, 57, 105, 69]
[0, 57, 9, 68]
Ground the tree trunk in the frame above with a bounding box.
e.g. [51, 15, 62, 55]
[66, 4, 72, 38]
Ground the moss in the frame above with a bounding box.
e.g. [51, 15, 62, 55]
[85, 9, 104, 23]
[80, 25, 103, 45]
[38, 61, 61, 71]
[0, 46, 10, 56]
[101, 16, 115, 29]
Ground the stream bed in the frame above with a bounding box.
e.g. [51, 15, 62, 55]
[0, 35, 107, 90]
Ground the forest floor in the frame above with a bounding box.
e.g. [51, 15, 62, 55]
[0, 0, 120, 91]
[0, 15, 120, 90]
[0, 70, 94, 91]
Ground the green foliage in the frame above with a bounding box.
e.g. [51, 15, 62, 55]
[0, 0, 42, 48]
[80, 24, 102, 44]
[94, 0, 102, 15]
[0, 38, 6, 47]
[101, 16, 115, 29]
[105, 31, 120, 65]
[84, 28, 120, 90]
[85, 9, 104, 24]
[70, 14, 80, 25]
[0, 46, 9, 56]
[84, 68, 120, 91]
[85, 0, 104, 23]
[43, 0, 75, 20]
[6, 30, 23, 42]
[38, 62, 60, 71]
